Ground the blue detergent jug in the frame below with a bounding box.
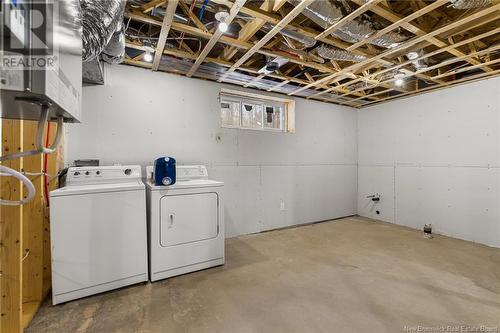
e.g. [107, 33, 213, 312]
[154, 157, 176, 186]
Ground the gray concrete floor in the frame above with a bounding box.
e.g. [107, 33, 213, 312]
[28, 217, 500, 333]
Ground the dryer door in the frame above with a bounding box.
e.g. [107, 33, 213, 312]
[160, 192, 219, 247]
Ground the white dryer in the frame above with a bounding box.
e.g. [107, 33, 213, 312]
[146, 165, 224, 282]
[50, 165, 148, 304]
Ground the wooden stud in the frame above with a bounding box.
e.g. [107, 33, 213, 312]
[1, 120, 23, 333]
[152, 0, 179, 71]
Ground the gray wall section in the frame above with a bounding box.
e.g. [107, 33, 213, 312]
[357, 76, 500, 247]
[66, 65, 358, 237]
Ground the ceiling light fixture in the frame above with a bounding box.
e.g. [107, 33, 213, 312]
[394, 73, 405, 86]
[406, 51, 419, 60]
[218, 21, 228, 33]
[144, 51, 153, 62]
[215, 9, 229, 33]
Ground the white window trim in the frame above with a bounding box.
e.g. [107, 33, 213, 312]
[220, 88, 295, 133]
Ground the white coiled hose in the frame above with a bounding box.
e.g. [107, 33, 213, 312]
[0, 165, 36, 206]
[0, 104, 63, 206]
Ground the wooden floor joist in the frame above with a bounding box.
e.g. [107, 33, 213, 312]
[152, 0, 179, 71]
[187, 0, 246, 77]
[125, 0, 500, 107]
[289, 3, 500, 95]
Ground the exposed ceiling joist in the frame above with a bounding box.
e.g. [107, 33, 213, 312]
[315, 0, 384, 40]
[353, 0, 496, 73]
[152, 0, 179, 71]
[186, 0, 246, 77]
[125, 0, 500, 108]
[346, 0, 450, 51]
[289, 3, 500, 95]
[218, 0, 315, 82]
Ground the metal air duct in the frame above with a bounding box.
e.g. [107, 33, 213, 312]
[80, 0, 126, 62]
[315, 44, 367, 62]
[289, 0, 408, 49]
[449, 0, 491, 9]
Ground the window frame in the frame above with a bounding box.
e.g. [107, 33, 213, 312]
[219, 88, 295, 133]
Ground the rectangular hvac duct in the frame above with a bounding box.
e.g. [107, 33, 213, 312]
[0, 0, 82, 122]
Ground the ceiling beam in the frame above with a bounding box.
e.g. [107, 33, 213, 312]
[344, 43, 500, 101]
[125, 10, 338, 73]
[346, 0, 449, 51]
[186, 0, 246, 77]
[142, 0, 166, 13]
[218, 0, 314, 82]
[152, 0, 179, 71]
[353, 0, 496, 73]
[289, 3, 500, 95]
[219, 0, 281, 61]
[315, 0, 383, 40]
[310, 25, 500, 99]
[357, 69, 500, 108]
[178, 0, 208, 32]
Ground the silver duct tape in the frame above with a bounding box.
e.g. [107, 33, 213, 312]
[81, 0, 126, 62]
[316, 44, 367, 62]
[450, 0, 491, 9]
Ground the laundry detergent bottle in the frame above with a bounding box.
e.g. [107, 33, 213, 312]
[154, 157, 176, 186]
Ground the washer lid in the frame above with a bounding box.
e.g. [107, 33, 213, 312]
[50, 181, 145, 197]
[146, 179, 223, 191]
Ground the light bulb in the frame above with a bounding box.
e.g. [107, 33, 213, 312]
[144, 52, 153, 62]
[218, 22, 228, 33]
[395, 78, 404, 86]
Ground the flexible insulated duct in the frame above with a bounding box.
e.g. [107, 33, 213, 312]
[80, 0, 126, 62]
[449, 0, 491, 9]
[262, 23, 317, 49]
[102, 28, 126, 64]
[289, 0, 408, 49]
[315, 44, 367, 62]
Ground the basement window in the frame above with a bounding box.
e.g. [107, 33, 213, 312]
[219, 89, 295, 133]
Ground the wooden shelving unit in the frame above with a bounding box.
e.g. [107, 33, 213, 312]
[1, 119, 62, 332]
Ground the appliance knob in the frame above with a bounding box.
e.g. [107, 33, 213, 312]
[85, 171, 90, 175]
[124, 168, 132, 175]
[73, 171, 80, 176]
[96, 171, 101, 175]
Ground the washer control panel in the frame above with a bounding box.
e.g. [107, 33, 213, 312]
[67, 165, 142, 185]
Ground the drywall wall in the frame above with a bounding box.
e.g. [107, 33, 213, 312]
[358, 76, 500, 247]
[66, 65, 357, 237]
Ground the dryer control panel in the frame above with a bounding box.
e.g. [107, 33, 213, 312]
[176, 165, 208, 181]
[67, 165, 142, 185]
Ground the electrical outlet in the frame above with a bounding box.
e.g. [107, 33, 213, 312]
[280, 199, 285, 211]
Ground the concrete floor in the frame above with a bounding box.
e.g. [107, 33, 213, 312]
[28, 216, 500, 333]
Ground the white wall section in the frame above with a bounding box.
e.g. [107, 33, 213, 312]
[358, 77, 500, 247]
[67, 65, 358, 237]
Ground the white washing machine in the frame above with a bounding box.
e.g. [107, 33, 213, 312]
[146, 165, 224, 282]
[50, 165, 148, 305]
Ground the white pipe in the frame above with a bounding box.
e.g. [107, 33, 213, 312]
[0, 105, 64, 162]
[0, 166, 36, 206]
